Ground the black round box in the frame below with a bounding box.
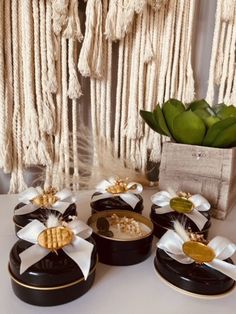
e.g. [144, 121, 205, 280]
[154, 248, 235, 296]
[9, 238, 97, 306]
[88, 210, 153, 266]
[150, 204, 211, 238]
[90, 192, 144, 214]
[13, 202, 77, 234]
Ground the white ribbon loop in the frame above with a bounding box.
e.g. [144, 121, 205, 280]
[157, 230, 193, 264]
[67, 220, 93, 239]
[157, 230, 236, 281]
[151, 191, 171, 207]
[15, 187, 75, 216]
[17, 219, 94, 279]
[152, 191, 210, 230]
[92, 178, 142, 209]
[127, 182, 143, 194]
[96, 178, 115, 191]
[14, 203, 38, 216]
[208, 236, 236, 260]
[19, 187, 41, 204]
[188, 194, 210, 212]
[17, 220, 46, 243]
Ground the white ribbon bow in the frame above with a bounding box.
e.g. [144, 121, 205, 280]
[92, 178, 143, 209]
[15, 187, 76, 216]
[151, 191, 210, 230]
[157, 229, 236, 280]
[17, 219, 94, 280]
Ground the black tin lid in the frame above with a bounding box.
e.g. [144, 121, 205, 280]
[13, 202, 77, 232]
[9, 236, 97, 306]
[154, 248, 235, 295]
[90, 192, 143, 214]
[9, 237, 97, 288]
[150, 204, 211, 238]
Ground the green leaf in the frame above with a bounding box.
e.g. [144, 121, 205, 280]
[153, 104, 172, 137]
[162, 99, 185, 136]
[211, 123, 236, 148]
[204, 116, 221, 128]
[191, 107, 219, 128]
[140, 110, 166, 135]
[216, 105, 236, 120]
[172, 111, 206, 145]
[202, 117, 236, 147]
[213, 103, 227, 114]
[193, 108, 211, 121]
[187, 99, 210, 111]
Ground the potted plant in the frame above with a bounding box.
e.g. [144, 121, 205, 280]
[140, 99, 236, 219]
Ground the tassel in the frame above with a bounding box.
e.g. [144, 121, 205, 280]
[78, 0, 103, 78]
[51, 0, 70, 35]
[105, 0, 118, 40]
[222, 0, 235, 22]
[68, 39, 82, 99]
[46, 1, 58, 93]
[9, 171, 18, 194]
[17, 169, 28, 192]
[63, 0, 83, 41]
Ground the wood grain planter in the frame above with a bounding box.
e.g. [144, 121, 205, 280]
[159, 142, 236, 220]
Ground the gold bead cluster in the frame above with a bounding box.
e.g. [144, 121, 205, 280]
[32, 187, 58, 208]
[106, 179, 129, 194]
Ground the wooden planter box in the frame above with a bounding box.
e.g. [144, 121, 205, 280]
[159, 142, 236, 220]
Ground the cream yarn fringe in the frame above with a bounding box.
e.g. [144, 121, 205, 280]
[0, 0, 83, 192]
[4, 0, 233, 192]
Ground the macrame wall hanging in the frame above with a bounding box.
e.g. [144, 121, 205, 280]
[206, 0, 236, 105]
[2, 0, 234, 193]
[1, 0, 84, 193]
[80, 0, 196, 185]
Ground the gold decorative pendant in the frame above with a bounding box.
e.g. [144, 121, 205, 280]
[32, 187, 58, 208]
[182, 241, 215, 263]
[170, 197, 194, 214]
[106, 178, 138, 194]
[38, 226, 73, 251]
[106, 179, 128, 194]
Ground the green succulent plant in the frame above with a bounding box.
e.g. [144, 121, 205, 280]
[140, 99, 236, 148]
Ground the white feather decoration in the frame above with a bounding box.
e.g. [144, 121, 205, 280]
[46, 214, 60, 228]
[173, 220, 190, 242]
[28, 124, 151, 190]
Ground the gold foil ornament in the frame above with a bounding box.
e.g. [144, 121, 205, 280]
[170, 197, 194, 214]
[38, 226, 73, 251]
[32, 187, 58, 208]
[106, 179, 129, 194]
[182, 241, 215, 263]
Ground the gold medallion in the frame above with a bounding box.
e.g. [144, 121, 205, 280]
[32, 187, 58, 208]
[38, 226, 73, 251]
[170, 197, 194, 214]
[182, 241, 215, 263]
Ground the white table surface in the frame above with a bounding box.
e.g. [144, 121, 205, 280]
[0, 188, 236, 314]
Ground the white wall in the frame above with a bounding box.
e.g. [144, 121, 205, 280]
[193, 0, 217, 98]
